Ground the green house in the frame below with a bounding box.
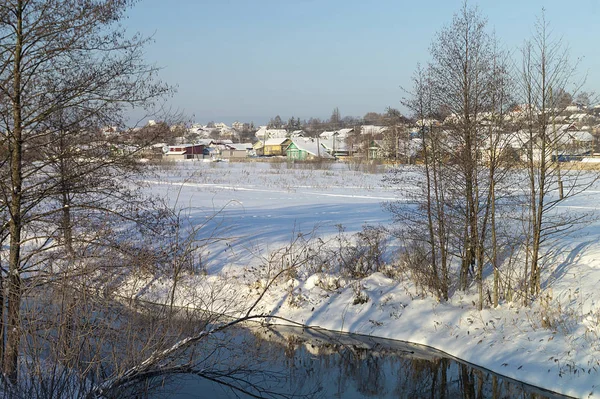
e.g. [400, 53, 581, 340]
[368, 140, 384, 160]
[286, 142, 309, 160]
[285, 138, 333, 161]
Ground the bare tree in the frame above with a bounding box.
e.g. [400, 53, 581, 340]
[480, 38, 515, 307]
[383, 107, 410, 163]
[268, 115, 283, 129]
[329, 107, 341, 130]
[428, 3, 495, 299]
[516, 12, 594, 300]
[0, 0, 169, 381]
[388, 4, 518, 309]
[386, 65, 451, 300]
[393, 5, 596, 309]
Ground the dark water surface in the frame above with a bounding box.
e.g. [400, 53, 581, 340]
[151, 324, 569, 399]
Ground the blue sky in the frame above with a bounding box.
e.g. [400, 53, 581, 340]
[125, 0, 600, 125]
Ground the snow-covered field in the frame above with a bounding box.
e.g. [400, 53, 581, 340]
[138, 160, 600, 398]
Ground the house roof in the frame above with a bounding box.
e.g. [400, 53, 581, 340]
[543, 123, 577, 136]
[289, 130, 305, 137]
[320, 128, 354, 139]
[566, 131, 593, 143]
[169, 142, 211, 148]
[319, 138, 348, 152]
[570, 113, 588, 121]
[370, 139, 385, 148]
[415, 119, 440, 127]
[565, 105, 583, 112]
[228, 143, 252, 151]
[167, 144, 203, 149]
[361, 125, 388, 135]
[255, 127, 288, 139]
[264, 138, 290, 146]
[504, 126, 592, 149]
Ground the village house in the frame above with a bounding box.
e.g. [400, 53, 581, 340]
[219, 142, 254, 159]
[367, 140, 385, 160]
[254, 126, 288, 141]
[254, 138, 291, 156]
[202, 146, 220, 161]
[286, 138, 333, 160]
[319, 137, 350, 157]
[361, 125, 388, 136]
[319, 128, 354, 140]
[162, 143, 210, 160]
[481, 123, 594, 164]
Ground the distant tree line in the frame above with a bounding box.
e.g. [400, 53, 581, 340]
[265, 107, 411, 137]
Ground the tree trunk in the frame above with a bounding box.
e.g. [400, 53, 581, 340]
[0, 251, 4, 364]
[5, 0, 24, 381]
[491, 175, 499, 307]
[60, 152, 74, 256]
[531, 130, 547, 297]
[423, 128, 441, 298]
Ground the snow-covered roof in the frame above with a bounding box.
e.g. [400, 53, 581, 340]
[188, 126, 216, 138]
[320, 128, 354, 140]
[255, 127, 288, 139]
[503, 126, 592, 149]
[228, 143, 252, 151]
[566, 131, 593, 143]
[542, 123, 575, 137]
[361, 125, 388, 135]
[319, 138, 348, 152]
[415, 119, 440, 127]
[565, 105, 582, 113]
[213, 139, 233, 145]
[570, 113, 588, 121]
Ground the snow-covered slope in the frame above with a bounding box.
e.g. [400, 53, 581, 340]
[139, 161, 600, 398]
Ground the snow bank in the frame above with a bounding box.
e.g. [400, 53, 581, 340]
[138, 162, 600, 398]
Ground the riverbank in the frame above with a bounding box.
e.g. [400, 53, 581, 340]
[138, 161, 600, 398]
[263, 269, 597, 398]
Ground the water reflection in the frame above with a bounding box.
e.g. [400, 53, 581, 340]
[152, 324, 568, 399]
